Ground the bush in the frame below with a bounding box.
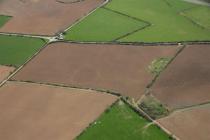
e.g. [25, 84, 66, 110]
[139, 95, 169, 119]
[148, 57, 172, 76]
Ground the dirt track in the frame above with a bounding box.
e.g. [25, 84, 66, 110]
[0, 65, 15, 83]
[152, 44, 210, 109]
[0, 81, 117, 140]
[12, 42, 179, 100]
[0, 0, 103, 35]
[158, 105, 210, 140]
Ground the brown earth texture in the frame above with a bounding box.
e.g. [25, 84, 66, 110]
[152, 44, 210, 109]
[158, 105, 210, 140]
[0, 0, 103, 35]
[0, 81, 117, 140]
[12, 42, 179, 100]
[0, 65, 15, 83]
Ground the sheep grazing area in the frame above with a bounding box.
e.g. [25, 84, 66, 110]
[158, 105, 210, 140]
[0, 81, 117, 140]
[152, 44, 210, 109]
[0, 0, 103, 35]
[65, 0, 210, 43]
[12, 42, 179, 100]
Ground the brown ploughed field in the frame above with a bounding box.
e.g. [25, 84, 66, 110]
[158, 105, 210, 140]
[0, 65, 15, 83]
[0, 0, 103, 35]
[12, 42, 179, 100]
[0, 81, 117, 140]
[152, 44, 210, 109]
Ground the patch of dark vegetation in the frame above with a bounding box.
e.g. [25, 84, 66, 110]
[139, 95, 169, 119]
[148, 57, 172, 76]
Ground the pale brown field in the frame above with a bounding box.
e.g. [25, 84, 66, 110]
[0, 65, 15, 83]
[158, 105, 210, 140]
[0, 81, 117, 140]
[12, 42, 179, 100]
[0, 0, 103, 35]
[152, 45, 210, 109]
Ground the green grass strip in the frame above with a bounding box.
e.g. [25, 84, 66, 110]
[0, 35, 46, 67]
[0, 15, 11, 28]
[77, 100, 172, 140]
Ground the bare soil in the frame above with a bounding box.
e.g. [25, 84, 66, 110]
[158, 105, 210, 140]
[12, 42, 179, 100]
[0, 0, 103, 35]
[0, 65, 15, 83]
[152, 44, 210, 109]
[0, 81, 117, 140]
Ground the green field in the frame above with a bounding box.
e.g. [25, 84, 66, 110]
[65, 0, 210, 43]
[0, 15, 11, 28]
[77, 101, 171, 140]
[165, 0, 196, 11]
[65, 8, 148, 42]
[183, 6, 210, 29]
[0, 35, 46, 67]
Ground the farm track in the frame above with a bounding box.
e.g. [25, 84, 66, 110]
[0, 42, 49, 88]
[183, 0, 210, 6]
[173, 101, 210, 113]
[145, 44, 186, 90]
[9, 80, 122, 97]
[0, 0, 210, 139]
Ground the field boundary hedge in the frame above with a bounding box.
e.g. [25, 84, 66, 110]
[9, 79, 122, 97]
[0, 31, 53, 38]
[101, 7, 152, 41]
[0, 15, 12, 18]
[181, 9, 210, 30]
[56, 0, 84, 4]
[60, 39, 210, 46]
